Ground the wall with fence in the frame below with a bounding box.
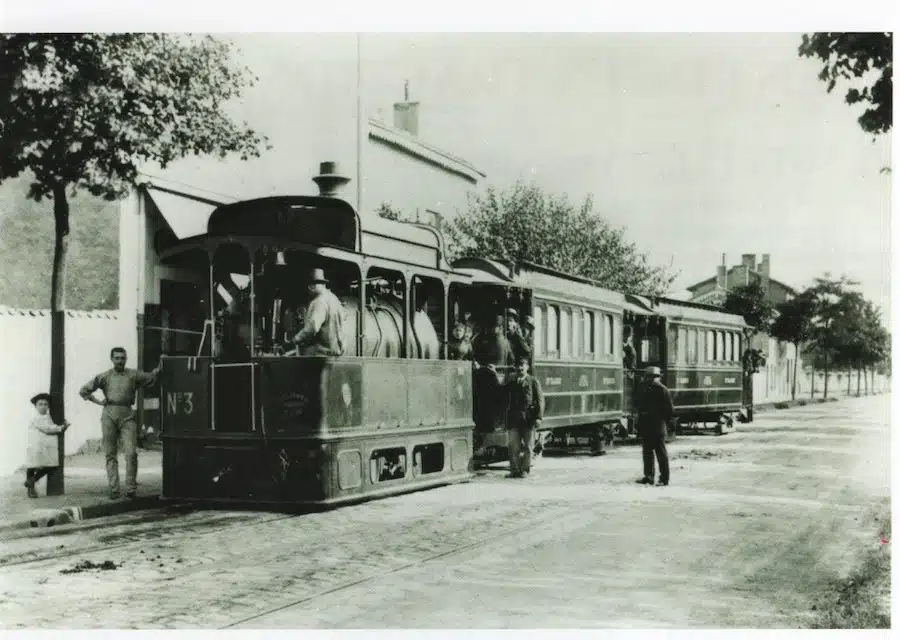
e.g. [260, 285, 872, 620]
[0, 308, 137, 475]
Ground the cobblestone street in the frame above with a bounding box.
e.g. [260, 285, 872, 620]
[0, 395, 890, 629]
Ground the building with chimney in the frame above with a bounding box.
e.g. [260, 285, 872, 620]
[363, 86, 486, 229]
[685, 253, 805, 408]
[685, 253, 794, 306]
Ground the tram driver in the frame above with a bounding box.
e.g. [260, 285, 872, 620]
[292, 268, 346, 356]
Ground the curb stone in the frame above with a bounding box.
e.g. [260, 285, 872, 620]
[0, 495, 160, 534]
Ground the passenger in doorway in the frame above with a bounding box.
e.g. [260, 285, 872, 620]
[635, 366, 673, 487]
[473, 311, 514, 374]
[623, 326, 636, 374]
[80, 348, 160, 500]
[506, 308, 532, 363]
[292, 268, 345, 356]
[24, 393, 70, 498]
[521, 315, 535, 343]
[448, 322, 474, 361]
[506, 356, 544, 478]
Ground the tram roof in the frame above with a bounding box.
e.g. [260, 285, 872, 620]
[650, 297, 750, 328]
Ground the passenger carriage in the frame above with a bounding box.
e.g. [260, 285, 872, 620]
[622, 296, 749, 439]
[154, 195, 478, 507]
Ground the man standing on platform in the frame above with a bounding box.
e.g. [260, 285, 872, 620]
[506, 356, 544, 478]
[80, 347, 160, 499]
[635, 365, 673, 487]
[292, 268, 345, 356]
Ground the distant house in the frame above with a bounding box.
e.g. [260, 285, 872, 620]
[685, 253, 801, 407]
[366, 96, 486, 228]
[686, 253, 795, 307]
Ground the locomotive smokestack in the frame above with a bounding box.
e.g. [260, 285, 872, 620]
[312, 161, 351, 198]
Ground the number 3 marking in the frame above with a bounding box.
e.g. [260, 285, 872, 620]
[183, 392, 194, 415]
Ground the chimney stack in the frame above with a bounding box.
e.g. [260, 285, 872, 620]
[312, 161, 351, 198]
[760, 254, 771, 292]
[716, 264, 727, 289]
[393, 80, 420, 136]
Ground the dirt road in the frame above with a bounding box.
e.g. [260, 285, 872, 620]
[0, 394, 890, 628]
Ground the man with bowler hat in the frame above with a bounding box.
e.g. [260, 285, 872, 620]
[635, 365, 673, 486]
[293, 268, 345, 356]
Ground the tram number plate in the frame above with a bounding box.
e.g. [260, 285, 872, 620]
[166, 392, 195, 416]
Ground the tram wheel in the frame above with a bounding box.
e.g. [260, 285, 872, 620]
[714, 422, 725, 436]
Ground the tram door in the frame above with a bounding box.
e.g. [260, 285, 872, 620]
[623, 313, 665, 424]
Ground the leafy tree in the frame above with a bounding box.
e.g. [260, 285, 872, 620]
[770, 291, 817, 400]
[724, 282, 776, 335]
[799, 32, 892, 135]
[447, 181, 676, 296]
[802, 275, 859, 399]
[0, 34, 268, 493]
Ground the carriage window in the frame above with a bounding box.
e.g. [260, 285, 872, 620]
[667, 324, 678, 364]
[724, 330, 732, 362]
[706, 330, 715, 362]
[533, 305, 544, 356]
[583, 311, 595, 358]
[572, 309, 581, 358]
[686, 328, 697, 364]
[715, 331, 724, 362]
[734, 333, 741, 362]
[547, 305, 559, 355]
[560, 307, 571, 357]
[677, 327, 688, 365]
[605, 314, 614, 356]
[641, 335, 661, 364]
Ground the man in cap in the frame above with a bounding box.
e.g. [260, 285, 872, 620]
[293, 268, 345, 356]
[635, 365, 673, 486]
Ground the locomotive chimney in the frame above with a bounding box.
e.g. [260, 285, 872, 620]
[312, 161, 351, 198]
[393, 80, 420, 137]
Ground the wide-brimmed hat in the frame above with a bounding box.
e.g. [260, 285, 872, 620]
[645, 366, 662, 378]
[30, 392, 52, 405]
[309, 268, 328, 283]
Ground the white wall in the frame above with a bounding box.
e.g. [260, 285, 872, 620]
[364, 139, 480, 224]
[0, 310, 135, 474]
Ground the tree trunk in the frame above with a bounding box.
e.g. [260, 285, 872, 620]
[791, 343, 799, 401]
[848, 369, 852, 396]
[857, 367, 862, 397]
[823, 352, 829, 399]
[811, 367, 815, 399]
[46, 184, 70, 496]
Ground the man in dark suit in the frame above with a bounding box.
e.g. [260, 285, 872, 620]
[635, 366, 673, 487]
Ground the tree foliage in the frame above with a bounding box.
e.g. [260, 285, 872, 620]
[723, 282, 776, 336]
[375, 202, 402, 221]
[0, 34, 269, 467]
[799, 32, 893, 135]
[446, 182, 676, 296]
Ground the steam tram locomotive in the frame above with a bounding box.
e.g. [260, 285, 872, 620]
[155, 191, 748, 507]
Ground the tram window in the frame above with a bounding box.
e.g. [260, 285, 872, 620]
[717, 331, 725, 362]
[734, 333, 742, 362]
[370, 447, 407, 483]
[724, 331, 732, 362]
[605, 315, 614, 356]
[412, 443, 445, 475]
[677, 327, 687, 365]
[640, 335, 660, 363]
[560, 308, 571, 357]
[704, 330, 714, 362]
[686, 328, 696, 364]
[594, 313, 602, 361]
[547, 305, 559, 355]
[410, 275, 443, 360]
[583, 311, 595, 358]
[533, 305, 544, 356]
[667, 324, 679, 364]
[572, 309, 581, 358]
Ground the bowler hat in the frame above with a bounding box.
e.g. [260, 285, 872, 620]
[506, 308, 519, 319]
[645, 366, 662, 377]
[524, 315, 535, 328]
[30, 392, 52, 405]
[309, 268, 328, 284]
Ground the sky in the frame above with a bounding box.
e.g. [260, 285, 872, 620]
[135, 32, 891, 319]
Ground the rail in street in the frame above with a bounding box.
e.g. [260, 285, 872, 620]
[0, 395, 890, 629]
